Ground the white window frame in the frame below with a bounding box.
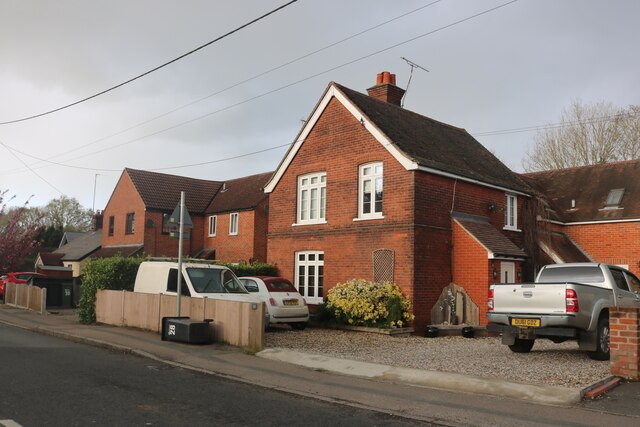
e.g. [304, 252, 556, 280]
[357, 162, 384, 220]
[297, 172, 326, 225]
[208, 215, 217, 237]
[229, 212, 238, 235]
[295, 251, 324, 304]
[504, 194, 518, 231]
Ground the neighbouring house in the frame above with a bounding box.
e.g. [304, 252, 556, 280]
[203, 171, 272, 263]
[523, 160, 640, 277]
[100, 168, 271, 263]
[264, 72, 533, 329]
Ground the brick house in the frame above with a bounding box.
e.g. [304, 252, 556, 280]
[203, 171, 272, 263]
[523, 160, 640, 277]
[101, 168, 271, 263]
[264, 72, 533, 329]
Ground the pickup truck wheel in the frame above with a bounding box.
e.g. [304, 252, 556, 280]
[589, 318, 610, 361]
[508, 338, 534, 353]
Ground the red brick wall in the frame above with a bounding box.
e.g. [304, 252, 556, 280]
[452, 221, 491, 324]
[268, 96, 415, 305]
[565, 222, 640, 276]
[141, 211, 204, 258]
[203, 208, 266, 263]
[610, 307, 640, 380]
[102, 172, 145, 247]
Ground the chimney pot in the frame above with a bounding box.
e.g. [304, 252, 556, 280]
[367, 71, 406, 106]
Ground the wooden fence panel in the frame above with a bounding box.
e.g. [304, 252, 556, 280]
[96, 291, 264, 350]
[4, 283, 45, 313]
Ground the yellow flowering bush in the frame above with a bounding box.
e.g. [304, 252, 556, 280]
[326, 279, 414, 328]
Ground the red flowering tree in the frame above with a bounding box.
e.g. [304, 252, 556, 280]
[0, 190, 41, 274]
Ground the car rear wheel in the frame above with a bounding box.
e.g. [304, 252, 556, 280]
[589, 317, 610, 361]
[291, 322, 307, 331]
[508, 338, 534, 353]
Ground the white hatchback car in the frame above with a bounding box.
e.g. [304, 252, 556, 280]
[239, 276, 309, 330]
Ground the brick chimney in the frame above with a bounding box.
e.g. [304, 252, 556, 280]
[367, 71, 406, 106]
[92, 210, 103, 231]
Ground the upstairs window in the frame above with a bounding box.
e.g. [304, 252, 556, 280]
[108, 216, 114, 236]
[229, 212, 238, 235]
[208, 215, 217, 237]
[125, 212, 135, 234]
[297, 172, 326, 224]
[604, 188, 624, 208]
[162, 213, 172, 235]
[504, 194, 517, 230]
[359, 163, 383, 219]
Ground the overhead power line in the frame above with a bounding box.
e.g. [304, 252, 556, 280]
[0, 0, 298, 125]
[0, 140, 64, 194]
[4, 0, 519, 175]
[3, 0, 444, 176]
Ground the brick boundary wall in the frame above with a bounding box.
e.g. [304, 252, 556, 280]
[610, 307, 640, 380]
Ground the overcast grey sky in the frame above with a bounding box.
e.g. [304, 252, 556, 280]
[1, 0, 639, 210]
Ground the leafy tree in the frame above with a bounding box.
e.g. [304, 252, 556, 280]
[523, 100, 640, 172]
[41, 195, 93, 231]
[0, 190, 41, 274]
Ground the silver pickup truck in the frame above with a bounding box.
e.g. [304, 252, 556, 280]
[487, 263, 640, 360]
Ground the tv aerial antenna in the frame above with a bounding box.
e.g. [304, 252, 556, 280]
[401, 57, 429, 107]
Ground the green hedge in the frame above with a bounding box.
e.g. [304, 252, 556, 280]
[217, 261, 278, 277]
[78, 256, 143, 324]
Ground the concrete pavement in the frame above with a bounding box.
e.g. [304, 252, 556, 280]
[1, 304, 639, 425]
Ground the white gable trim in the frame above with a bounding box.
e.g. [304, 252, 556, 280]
[264, 84, 416, 193]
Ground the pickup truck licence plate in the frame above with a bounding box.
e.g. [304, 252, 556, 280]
[511, 318, 540, 327]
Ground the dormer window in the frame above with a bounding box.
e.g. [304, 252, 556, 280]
[605, 188, 624, 208]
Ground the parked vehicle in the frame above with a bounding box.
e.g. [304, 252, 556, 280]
[239, 276, 309, 330]
[0, 272, 46, 298]
[487, 263, 640, 360]
[134, 260, 261, 304]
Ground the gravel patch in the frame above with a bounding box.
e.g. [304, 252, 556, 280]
[265, 327, 610, 388]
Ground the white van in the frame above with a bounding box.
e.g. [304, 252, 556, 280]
[133, 260, 260, 305]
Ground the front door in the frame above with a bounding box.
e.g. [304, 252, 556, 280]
[501, 262, 515, 284]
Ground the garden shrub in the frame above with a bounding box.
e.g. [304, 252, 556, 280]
[78, 256, 143, 324]
[217, 261, 278, 277]
[326, 279, 414, 328]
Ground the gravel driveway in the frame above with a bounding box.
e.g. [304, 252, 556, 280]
[265, 327, 610, 388]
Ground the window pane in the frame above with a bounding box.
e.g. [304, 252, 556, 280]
[298, 253, 305, 261]
[363, 166, 371, 175]
[301, 178, 308, 186]
[301, 190, 308, 220]
[318, 253, 324, 261]
[318, 265, 324, 298]
[309, 254, 315, 261]
[363, 179, 372, 214]
[320, 175, 326, 183]
[297, 265, 306, 296]
[375, 164, 383, 174]
[375, 177, 383, 213]
[310, 188, 318, 219]
[308, 266, 315, 297]
[320, 187, 326, 219]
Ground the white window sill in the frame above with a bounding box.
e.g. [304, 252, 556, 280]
[304, 297, 324, 305]
[503, 226, 521, 232]
[292, 220, 327, 227]
[353, 215, 385, 222]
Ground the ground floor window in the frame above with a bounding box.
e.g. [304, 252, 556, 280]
[295, 251, 324, 304]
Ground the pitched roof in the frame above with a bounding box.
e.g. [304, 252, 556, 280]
[452, 212, 527, 259]
[125, 168, 222, 213]
[59, 231, 85, 247]
[92, 245, 144, 258]
[522, 160, 640, 223]
[53, 230, 102, 261]
[38, 252, 65, 266]
[539, 231, 592, 263]
[333, 84, 531, 194]
[206, 171, 273, 213]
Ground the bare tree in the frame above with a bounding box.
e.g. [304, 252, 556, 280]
[523, 100, 640, 172]
[42, 196, 93, 232]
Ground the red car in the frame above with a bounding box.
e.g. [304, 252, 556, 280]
[0, 272, 46, 298]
